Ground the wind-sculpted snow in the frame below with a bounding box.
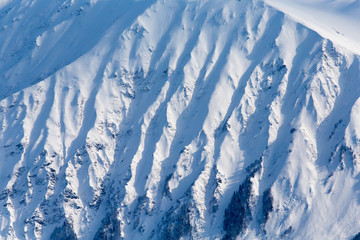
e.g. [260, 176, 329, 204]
[1, 0, 360, 239]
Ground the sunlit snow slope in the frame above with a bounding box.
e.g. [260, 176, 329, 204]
[265, 0, 360, 55]
[1, 0, 360, 239]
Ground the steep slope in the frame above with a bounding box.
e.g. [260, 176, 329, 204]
[265, 0, 360, 55]
[1, 0, 360, 239]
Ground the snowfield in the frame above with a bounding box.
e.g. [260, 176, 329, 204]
[0, 0, 360, 239]
[265, 0, 360, 55]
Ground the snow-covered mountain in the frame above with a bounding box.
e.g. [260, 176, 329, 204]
[1, 0, 360, 239]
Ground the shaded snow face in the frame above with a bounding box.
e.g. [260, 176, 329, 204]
[0, 0, 156, 99]
[1, 0, 360, 239]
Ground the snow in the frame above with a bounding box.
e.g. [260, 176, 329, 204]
[265, 0, 360, 55]
[0, 0, 360, 239]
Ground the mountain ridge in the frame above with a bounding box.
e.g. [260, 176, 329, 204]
[1, 0, 360, 239]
